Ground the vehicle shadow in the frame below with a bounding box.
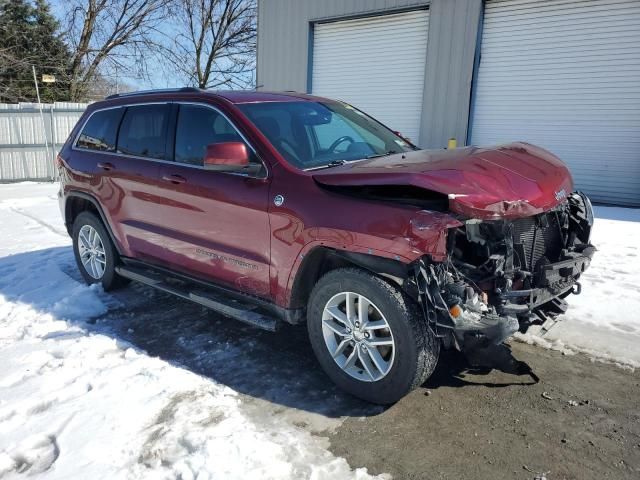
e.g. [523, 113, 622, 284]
[426, 348, 539, 390]
[0, 246, 539, 419]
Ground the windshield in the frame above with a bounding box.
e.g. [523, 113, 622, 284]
[238, 100, 416, 169]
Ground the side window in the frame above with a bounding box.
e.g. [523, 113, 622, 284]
[174, 104, 245, 166]
[76, 108, 123, 152]
[246, 110, 301, 165]
[117, 104, 170, 159]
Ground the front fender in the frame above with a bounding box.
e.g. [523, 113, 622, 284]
[279, 209, 462, 307]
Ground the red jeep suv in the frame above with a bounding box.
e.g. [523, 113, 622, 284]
[58, 89, 595, 404]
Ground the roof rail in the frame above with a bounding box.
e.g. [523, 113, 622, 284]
[105, 87, 201, 100]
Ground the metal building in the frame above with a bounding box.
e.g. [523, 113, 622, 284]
[257, 0, 640, 206]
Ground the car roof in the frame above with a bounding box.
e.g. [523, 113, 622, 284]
[215, 90, 328, 104]
[100, 88, 331, 105]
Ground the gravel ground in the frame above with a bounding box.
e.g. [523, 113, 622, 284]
[330, 343, 640, 480]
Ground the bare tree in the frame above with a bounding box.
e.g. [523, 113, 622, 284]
[164, 0, 256, 89]
[62, 0, 171, 100]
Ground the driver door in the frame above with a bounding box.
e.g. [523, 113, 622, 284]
[154, 103, 272, 299]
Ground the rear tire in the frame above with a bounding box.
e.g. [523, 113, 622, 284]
[72, 211, 127, 291]
[307, 268, 439, 404]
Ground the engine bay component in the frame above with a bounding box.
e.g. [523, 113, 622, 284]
[414, 191, 595, 353]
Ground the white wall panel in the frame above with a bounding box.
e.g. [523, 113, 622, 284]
[0, 103, 87, 181]
[471, 0, 640, 206]
[312, 9, 429, 142]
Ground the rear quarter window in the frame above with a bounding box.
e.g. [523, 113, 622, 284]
[76, 108, 124, 152]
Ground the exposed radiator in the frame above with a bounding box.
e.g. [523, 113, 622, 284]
[512, 213, 563, 271]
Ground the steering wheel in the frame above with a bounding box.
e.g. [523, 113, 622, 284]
[328, 135, 355, 152]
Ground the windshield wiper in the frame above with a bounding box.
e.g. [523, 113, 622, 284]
[326, 160, 345, 166]
[304, 159, 346, 171]
[366, 150, 397, 159]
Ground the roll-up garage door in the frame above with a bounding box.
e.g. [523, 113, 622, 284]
[312, 9, 429, 143]
[471, 0, 640, 206]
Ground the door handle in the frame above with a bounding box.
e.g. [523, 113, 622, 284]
[162, 174, 187, 185]
[97, 162, 114, 171]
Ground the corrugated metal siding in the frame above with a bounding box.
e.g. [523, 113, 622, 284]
[420, 0, 482, 148]
[312, 10, 429, 141]
[471, 0, 640, 206]
[0, 102, 87, 181]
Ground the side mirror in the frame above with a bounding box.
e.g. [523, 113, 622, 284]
[203, 142, 250, 171]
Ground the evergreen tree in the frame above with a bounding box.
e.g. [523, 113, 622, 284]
[0, 0, 72, 103]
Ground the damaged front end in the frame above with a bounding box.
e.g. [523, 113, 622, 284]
[414, 192, 595, 352]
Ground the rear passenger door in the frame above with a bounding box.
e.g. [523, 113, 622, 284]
[91, 103, 177, 262]
[73, 104, 170, 260]
[155, 103, 272, 299]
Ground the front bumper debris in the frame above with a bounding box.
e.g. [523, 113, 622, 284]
[415, 261, 521, 348]
[413, 191, 595, 352]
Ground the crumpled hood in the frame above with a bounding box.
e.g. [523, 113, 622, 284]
[312, 142, 574, 219]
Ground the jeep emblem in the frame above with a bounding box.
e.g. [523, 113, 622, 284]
[274, 194, 284, 206]
[555, 189, 567, 201]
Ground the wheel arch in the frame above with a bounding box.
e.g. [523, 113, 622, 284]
[288, 246, 414, 312]
[64, 191, 122, 255]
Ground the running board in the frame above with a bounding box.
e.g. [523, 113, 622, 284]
[115, 265, 279, 331]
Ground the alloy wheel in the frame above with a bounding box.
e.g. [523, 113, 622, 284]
[78, 224, 106, 279]
[321, 292, 395, 382]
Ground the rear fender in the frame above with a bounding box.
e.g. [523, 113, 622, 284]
[63, 190, 123, 255]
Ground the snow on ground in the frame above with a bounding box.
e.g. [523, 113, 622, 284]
[0, 182, 639, 479]
[0, 183, 386, 479]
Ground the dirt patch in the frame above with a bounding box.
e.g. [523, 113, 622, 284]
[329, 342, 640, 480]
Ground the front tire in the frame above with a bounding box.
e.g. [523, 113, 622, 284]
[72, 211, 126, 291]
[307, 268, 439, 404]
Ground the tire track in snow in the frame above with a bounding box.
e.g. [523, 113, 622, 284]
[8, 206, 68, 238]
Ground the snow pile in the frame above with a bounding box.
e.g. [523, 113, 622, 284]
[0, 183, 386, 479]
